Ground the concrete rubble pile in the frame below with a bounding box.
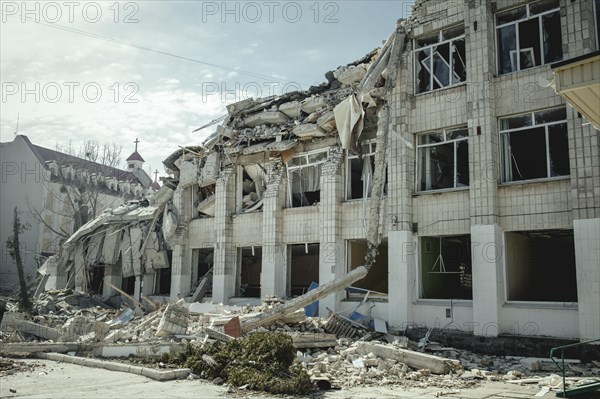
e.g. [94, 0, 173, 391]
[2, 292, 599, 394]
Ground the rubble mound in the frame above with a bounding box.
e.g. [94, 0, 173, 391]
[163, 332, 312, 395]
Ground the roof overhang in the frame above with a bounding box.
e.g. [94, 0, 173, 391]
[552, 52, 600, 130]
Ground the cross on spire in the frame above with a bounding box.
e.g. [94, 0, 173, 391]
[134, 138, 140, 152]
[153, 169, 159, 182]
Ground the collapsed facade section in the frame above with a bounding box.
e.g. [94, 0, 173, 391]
[44, 0, 600, 342]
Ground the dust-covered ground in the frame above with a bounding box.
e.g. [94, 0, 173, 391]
[0, 358, 580, 399]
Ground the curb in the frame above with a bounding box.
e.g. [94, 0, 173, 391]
[36, 352, 190, 381]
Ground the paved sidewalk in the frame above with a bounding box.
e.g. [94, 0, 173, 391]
[0, 359, 577, 399]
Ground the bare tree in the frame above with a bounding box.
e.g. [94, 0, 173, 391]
[6, 207, 32, 312]
[29, 140, 124, 246]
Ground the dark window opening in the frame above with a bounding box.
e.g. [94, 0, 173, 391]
[289, 243, 319, 297]
[501, 107, 569, 182]
[88, 266, 105, 295]
[418, 127, 469, 191]
[496, 0, 562, 74]
[346, 142, 388, 200]
[347, 240, 388, 295]
[154, 250, 172, 295]
[421, 235, 472, 300]
[238, 247, 262, 297]
[506, 230, 577, 302]
[287, 151, 327, 208]
[121, 276, 135, 295]
[415, 26, 466, 93]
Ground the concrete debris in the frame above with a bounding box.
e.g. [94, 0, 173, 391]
[156, 300, 189, 337]
[1, 291, 599, 393]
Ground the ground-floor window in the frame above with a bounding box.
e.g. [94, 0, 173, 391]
[505, 230, 577, 302]
[347, 240, 388, 295]
[420, 235, 472, 300]
[237, 247, 262, 297]
[288, 243, 319, 297]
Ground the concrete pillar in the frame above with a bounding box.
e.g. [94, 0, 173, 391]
[141, 272, 154, 297]
[74, 243, 85, 292]
[319, 149, 345, 315]
[170, 244, 192, 301]
[388, 230, 416, 328]
[574, 218, 600, 341]
[212, 168, 237, 304]
[471, 224, 505, 337]
[133, 275, 142, 301]
[102, 263, 121, 297]
[262, 162, 287, 299]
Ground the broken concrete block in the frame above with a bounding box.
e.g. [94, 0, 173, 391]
[293, 124, 326, 138]
[0, 312, 61, 341]
[156, 301, 189, 337]
[354, 342, 461, 375]
[198, 152, 220, 187]
[243, 111, 290, 127]
[279, 101, 301, 118]
[301, 96, 328, 114]
[61, 316, 110, 342]
[178, 159, 199, 188]
[226, 98, 254, 116]
[317, 111, 336, 132]
[334, 64, 368, 85]
[216, 125, 237, 140]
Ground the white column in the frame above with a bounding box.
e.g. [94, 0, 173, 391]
[574, 218, 600, 341]
[388, 230, 416, 329]
[471, 224, 505, 337]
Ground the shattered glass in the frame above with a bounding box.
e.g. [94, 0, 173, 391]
[542, 12, 562, 64]
[416, 48, 432, 93]
[498, 25, 517, 74]
[534, 107, 566, 124]
[432, 43, 451, 89]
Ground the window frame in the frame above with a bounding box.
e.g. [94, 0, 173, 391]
[413, 25, 467, 94]
[416, 125, 470, 193]
[285, 148, 329, 208]
[345, 140, 382, 201]
[499, 106, 569, 183]
[495, 0, 562, 75]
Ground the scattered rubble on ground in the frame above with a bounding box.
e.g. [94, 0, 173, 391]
[0, 356, 44, 377]
[1, 290, 599, 395]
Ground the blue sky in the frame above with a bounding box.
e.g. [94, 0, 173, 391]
[1, 1, 411, 176]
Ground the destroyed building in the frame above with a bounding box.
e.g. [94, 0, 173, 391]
[44, 0, 599, 342]
[0, 135, 158, 291]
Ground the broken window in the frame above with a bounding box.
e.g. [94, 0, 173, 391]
[288, 243, 319, 297]
[420, 235, 472, 300]
[238, 164, 267, 213]
[417, 126, 469, 191]
[347, 240, 388, 296]
[286, 149, 328, 208]
[121, 275, 135, 295]
[237, 247, 262, 297]
[415, 25, 466, 94]
[506, 230, 577, 302]
[346, 141, 388, 200]
[496, 0, 562, 74]
[500, 106, 569, 182]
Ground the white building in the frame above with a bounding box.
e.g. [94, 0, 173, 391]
[48, 0, 599, 341]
